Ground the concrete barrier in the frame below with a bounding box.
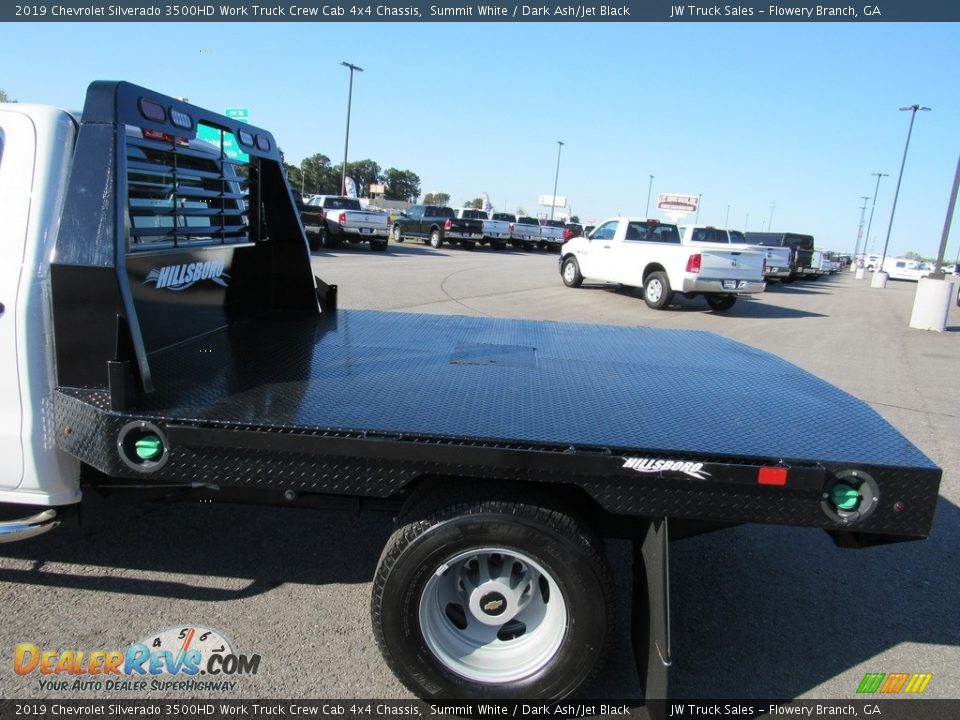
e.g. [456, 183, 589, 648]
[909, 276, 957, 331]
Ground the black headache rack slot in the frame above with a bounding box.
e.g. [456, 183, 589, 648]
[52, 385, 941, 541]
[49, 81, 324, 403]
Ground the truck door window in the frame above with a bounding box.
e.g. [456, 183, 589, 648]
[592, 221, 618, 240]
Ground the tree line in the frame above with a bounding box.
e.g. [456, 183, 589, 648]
[285, 153, 421, 203]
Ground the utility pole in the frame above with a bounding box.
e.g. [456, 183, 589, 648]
[853, 196, 870, 257]
[340, 61, 364, 197]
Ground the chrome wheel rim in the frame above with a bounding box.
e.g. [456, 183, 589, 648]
[647, 279, 663, 303]
[419, 547, 567, 683]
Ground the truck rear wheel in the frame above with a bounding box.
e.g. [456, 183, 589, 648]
[429, 229, 443, 249]
[371, 487, 614, 700]
[460, 240, 476, 251]
[370, 239, 388, 252]
[643, 271, 673, 310]
[392, 225, 404, 243]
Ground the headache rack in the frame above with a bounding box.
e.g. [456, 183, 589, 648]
[49, 81, 326, 399]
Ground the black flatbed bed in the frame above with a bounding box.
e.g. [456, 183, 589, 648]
[55, 309, 939, 538]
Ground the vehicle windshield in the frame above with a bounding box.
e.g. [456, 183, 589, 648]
[492, 213, 515, 222]
[460, 209, 487, 219]
[518, 216, 539, 225]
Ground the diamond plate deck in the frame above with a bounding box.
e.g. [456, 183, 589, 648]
[54, 310, 941, 537]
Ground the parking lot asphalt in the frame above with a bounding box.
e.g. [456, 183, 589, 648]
[2, 242, 957, 706]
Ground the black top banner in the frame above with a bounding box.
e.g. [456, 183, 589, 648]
[2, 0, 958, 22]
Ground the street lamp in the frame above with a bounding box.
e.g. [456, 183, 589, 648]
[550, 140, 564, 222]
[878, 104, 931, 276]
[725, 204, 730, 228]
[645, 175, 654, 216]
[340, 61, 364, 197]
[853, 196, 870, 258]
[863, 172, 888, 257]
[695, 193, 702, 223]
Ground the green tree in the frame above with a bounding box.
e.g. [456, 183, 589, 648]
[0, 89, 8, 102]
[336, 159, 381, 197]
[904, 251, 923, 261]
[463, 198, 484, 209]
[424, 192, 451, 207]
[383, 168, 420, 202]
[516, 207, 527, 216]
[295, 153, 338, 195]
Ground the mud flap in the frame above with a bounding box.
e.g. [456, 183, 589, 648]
[633, 517, 670, 720]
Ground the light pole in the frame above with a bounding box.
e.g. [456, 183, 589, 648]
[340, 61, 364, 197]
[645, 175, 654, 216]
[695, 193, 702, 223]
[550, 140, 563, 221]
[300, 161, 306, 195]
[725, 205, 730, 228]
[744, 213, 750, 232]
[768, 200, 776, 228]
[853, 196, 870, 258]
[878, 104, 931, 275]
[550, 140, 564, 222]
[863, 172, 888, 257]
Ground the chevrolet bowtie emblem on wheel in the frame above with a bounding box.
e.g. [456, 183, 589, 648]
[483, 599, 504, 612]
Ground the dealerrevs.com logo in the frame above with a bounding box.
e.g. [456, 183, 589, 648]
[144, 261, 230, 291]
[13, 625, 260, 692]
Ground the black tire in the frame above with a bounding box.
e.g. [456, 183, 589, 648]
[643, 271, 673, 310]
[307, 232, 321, 252]
[561, 256, 583, 288]
[460, 240, 476, 251]
[510, 241, 523, 250]
[371, 485, 614, 700]
[705, 294, 737, 312]
[392, 225, 404, 243]
[370, 239, 388, 252]
[781, 273, 795, 284]
[493, 241, 507, 250]
[320, 229, 341, 250]
[429, 229, 443, 249]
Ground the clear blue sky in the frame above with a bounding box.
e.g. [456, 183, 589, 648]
[3, 21, 958, 259]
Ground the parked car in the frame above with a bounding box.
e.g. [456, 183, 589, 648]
[679, 225, 792, 283]
[560, 217, 766, 311]
[563, 222, 584, 243]
[304, 195, 390, 251]
[510, 215, 541, 250]
[391, 206, 484, 250]
[537, 219, 566, 251]
[454, 208, 510, 250]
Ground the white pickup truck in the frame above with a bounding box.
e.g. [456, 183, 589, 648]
[454, 208, 510, 250]
[304, 195, 390, 251]
[561, 217, 766, 311]
[679, 225, 792, 283]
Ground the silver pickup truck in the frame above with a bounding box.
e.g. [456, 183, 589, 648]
[454, 208, 510, 250]
[510, 215, 542, 250]
[537, 218, 566, 251]
[680, 225, 792, 282]
[305, 195, 390, 251]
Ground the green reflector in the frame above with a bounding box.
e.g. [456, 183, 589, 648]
[831, 483, 860, 511]
[135, 435, 163, 460]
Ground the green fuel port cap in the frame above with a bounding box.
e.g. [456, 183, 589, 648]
[831, 483, 861, 511]
[134, 435, 163, 461]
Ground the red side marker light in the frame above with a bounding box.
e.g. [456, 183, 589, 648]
[758, 467, 788, 486]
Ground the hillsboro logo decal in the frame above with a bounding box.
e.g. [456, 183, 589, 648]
[856, 672, 933, 694]
[144, 261, 230, 291]
[622, 457, 711, 480]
